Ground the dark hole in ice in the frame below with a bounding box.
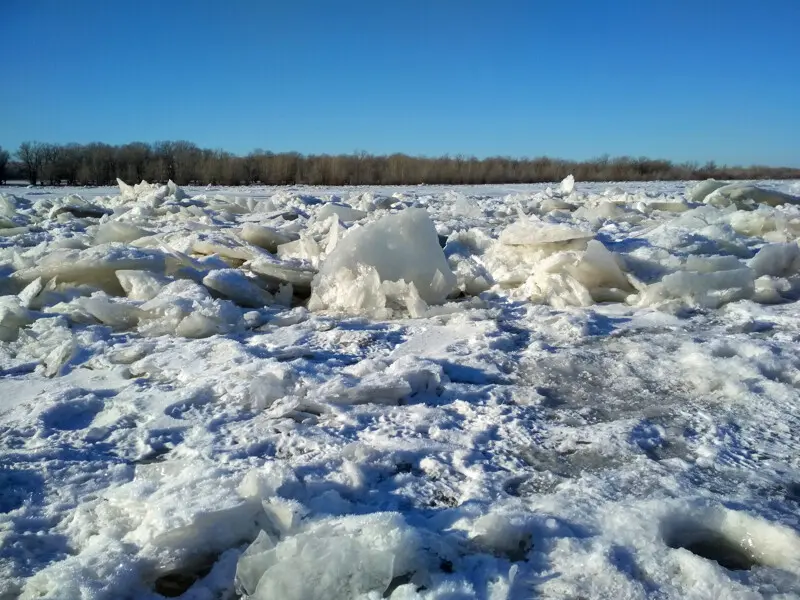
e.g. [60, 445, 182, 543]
[429, 490, 458, 508]
[52, 205, 112, 219]
[666, 529, 759, 571]
[395, 461, 414, 474]
[153, 558, 215, 597]
[502, 475, 527, 497]
[786, 482, 800, 503]
[508, 538, 532, 562]
[154, 572, 200, 597]
[133, 446, 171, 465]
[535, 387, 564, 408]
[383, 572, 413, 597]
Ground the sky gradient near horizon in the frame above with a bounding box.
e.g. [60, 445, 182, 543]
[1, 0, 798, 166]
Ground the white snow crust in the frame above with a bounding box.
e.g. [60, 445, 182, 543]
[2, 176, 800, 599]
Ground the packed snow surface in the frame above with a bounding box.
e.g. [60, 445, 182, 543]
[2, 177, 800, 599]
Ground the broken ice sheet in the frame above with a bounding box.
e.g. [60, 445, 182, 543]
[2, 178, 800, 600]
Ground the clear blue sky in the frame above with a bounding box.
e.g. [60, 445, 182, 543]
[1, 0, 798, 166]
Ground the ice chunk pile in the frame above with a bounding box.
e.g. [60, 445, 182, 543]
[484, 216, 596, 288]
[497, 218, 594, 247]
[232, 465, 463, 600]
[314, 202, 367, 223]
[0, 295, 33, 341]
[1, 176, 798, 341]
[309, 208, 457, 317]
[636, 256, 756, 310]
[687, 179, 729, 203]
[478, 214, 634, 307]
[688, 179, 800, 208]
[3, 177, 800, 600]
[117, 177, 188, 202]
[236, 513, 427, 600]
[11, 244, 168, 295]
[704, 182, 800, 209]
[137, 280, 245, 337]
[239, 223, 297, 253]
[0, 180, 337, 338]
[93, 221, 151, 245]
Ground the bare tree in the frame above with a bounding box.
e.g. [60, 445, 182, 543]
[17, 142, 45, 185]
[0, 146, 9, 184]
[151, 141, 175, 182]
[171, 141, 202, 185]
[241, 152, 259, 184]
[58, 144, 83, 185]
[40, 144, 62, 185]
[117, 142, 151, 183]
[81, 143, 116, 185]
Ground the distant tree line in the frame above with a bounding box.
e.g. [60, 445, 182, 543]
[1, 141, 798, 187]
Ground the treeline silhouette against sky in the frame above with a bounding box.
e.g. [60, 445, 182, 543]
[2, 141, 799, 188]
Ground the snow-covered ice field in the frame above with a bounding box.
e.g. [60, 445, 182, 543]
[2, 177, 800, 599]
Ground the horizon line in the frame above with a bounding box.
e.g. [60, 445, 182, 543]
[2, 140, 798, 170]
